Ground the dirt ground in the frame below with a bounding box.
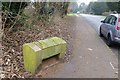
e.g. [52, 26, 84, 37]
[1, 15, 75, 78]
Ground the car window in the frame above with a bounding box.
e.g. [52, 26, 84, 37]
[109, 16, 117, 25]
[104, 16, 112, 24]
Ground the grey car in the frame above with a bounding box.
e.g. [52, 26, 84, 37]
[99, 14, 120, 46]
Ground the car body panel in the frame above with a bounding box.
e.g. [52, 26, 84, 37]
[100, 14, 120, 44]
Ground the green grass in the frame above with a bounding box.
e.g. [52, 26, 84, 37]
[67, 13, 76, 16]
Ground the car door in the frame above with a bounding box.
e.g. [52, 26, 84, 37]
[101, 15, 112, 37]
[108, 16, 117, 38]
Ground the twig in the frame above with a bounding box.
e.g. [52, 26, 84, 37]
[2, 2, 12, 31]
[8, 1, 23, 32]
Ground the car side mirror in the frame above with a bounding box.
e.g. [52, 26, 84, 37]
[101, 20, 105, 23]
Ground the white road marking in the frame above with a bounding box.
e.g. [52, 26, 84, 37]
[110, 62, 115, 70]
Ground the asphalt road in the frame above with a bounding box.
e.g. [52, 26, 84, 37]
[38, 15, 118, 78]
[80, 14, 120, 57]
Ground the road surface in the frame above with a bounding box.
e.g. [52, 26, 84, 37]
[80, 14, 105, 33]
[37, 14, 118, 78]
[80, 14, 119, 57]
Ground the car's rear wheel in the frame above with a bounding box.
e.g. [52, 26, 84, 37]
[99, 28, 103, 37]
[107, 35, 113, 47]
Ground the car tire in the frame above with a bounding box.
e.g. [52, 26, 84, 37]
[99, 28, 103, 37]
[107, 35, 113, 47]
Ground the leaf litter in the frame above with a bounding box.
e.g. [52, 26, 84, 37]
[1, 17, 75, 78]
